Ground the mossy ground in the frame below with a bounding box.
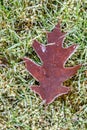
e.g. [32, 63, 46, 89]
[0, 0, 87, 130]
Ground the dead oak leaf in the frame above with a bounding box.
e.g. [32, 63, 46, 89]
[24, 23, 81, 105]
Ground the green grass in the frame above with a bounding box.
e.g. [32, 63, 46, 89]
[0, 0, 87, 130]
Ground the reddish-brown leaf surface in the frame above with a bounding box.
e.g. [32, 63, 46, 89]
[24, 23, 81, 104]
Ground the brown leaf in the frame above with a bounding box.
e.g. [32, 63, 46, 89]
[24, 23, 81, 105]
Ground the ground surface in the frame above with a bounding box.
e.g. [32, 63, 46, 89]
[0, 0, 87, 130]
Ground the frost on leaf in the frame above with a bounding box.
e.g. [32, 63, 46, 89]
[23, 23, 81, 105]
